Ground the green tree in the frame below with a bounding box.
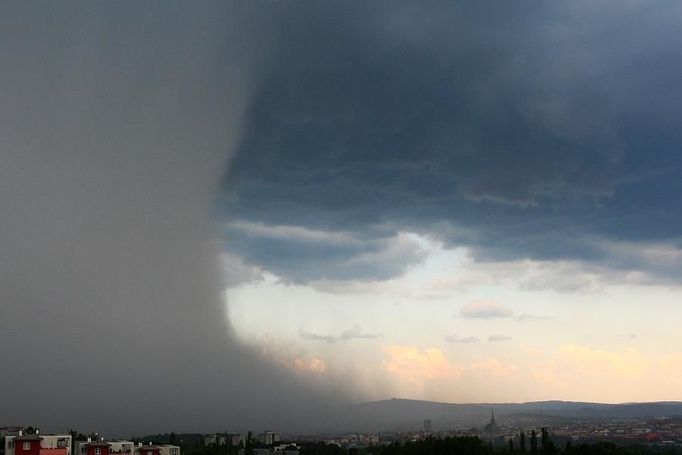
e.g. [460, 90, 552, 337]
[540, 428, 556, 454]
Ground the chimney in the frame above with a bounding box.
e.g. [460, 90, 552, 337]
[19, 431, 23, 437]
[36, 430, 40, 435]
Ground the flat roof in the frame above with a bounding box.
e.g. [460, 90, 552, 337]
[14, 436, 43, 441]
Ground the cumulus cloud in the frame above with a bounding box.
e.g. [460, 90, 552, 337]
[460, 301, 514, 318]
[382, 345, 462, 382]
[531, 344, 653, 400]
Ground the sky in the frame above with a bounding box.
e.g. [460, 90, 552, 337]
[2, 0, 682, 437]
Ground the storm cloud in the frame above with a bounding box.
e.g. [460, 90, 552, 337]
[221, 1, 682, 286]
[0, 1, 352, 436]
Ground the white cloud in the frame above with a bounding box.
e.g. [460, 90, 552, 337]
[229, 220, 359, 246]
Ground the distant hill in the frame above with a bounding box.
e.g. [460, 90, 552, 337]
[316, 399, 682, 433]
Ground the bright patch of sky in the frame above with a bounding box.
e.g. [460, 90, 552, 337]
[225, 231, 682, 403]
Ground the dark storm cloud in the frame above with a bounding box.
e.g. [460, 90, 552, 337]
[224, 221, 428, 283]
[0, 1, 354, 436]
[221, 1, 682, 284]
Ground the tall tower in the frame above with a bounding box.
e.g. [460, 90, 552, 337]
[484, 408, 498, 434]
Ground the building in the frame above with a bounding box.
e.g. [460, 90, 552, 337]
[5, 432, 72, 455]
[76, 440, 134, 455]
[226, 435, 245, 447]
[203, 434, 244, 448]
[273, 443, 299, 455]
[238, 450, 270, 455]
[257, 433, 279, 447]
[80, 442, 111, 455]
[1, 429, 24, 455]
[77, 441, 176, 455]
[484, 409, 498, 434]
[135, 444, 179, 455]
[0, 429, 23, 439]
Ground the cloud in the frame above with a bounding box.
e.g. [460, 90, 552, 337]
[382, 345, 462, 382]
[532, 344, 650, 394]
[556, 344, 649, 378]
[445, 335, 480, 343]
[217, 1, 682, 286]
[460, 301, 514, 318]
[229, 220, 359, 246]
[339, 324, 381, 340]
[0, 1, 367, 435]
[226, 222, 430, 283]
[527, 345, 682, 401]
[298, 329, 337, 343]
[488, 335, 512, 342]
[298, 324, 380, 342]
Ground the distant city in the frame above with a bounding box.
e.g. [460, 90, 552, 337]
[6, 400, 682, 455]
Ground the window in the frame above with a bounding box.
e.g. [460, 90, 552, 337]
[23, 442, 32, 450]
[95, 448, 101, 454]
